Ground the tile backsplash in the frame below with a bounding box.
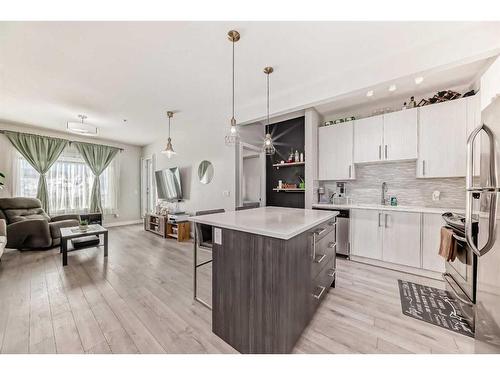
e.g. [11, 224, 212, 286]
[321, 161, 465, 208]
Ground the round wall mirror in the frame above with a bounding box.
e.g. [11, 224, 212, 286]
[198, 160, 214, 184]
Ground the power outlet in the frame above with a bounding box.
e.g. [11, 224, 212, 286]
[222, 190, 230, 197]
[432, 190, 441, 201]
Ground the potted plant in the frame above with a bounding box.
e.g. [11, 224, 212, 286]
[0, 171, 5, 190]
[79, 219, 89, 232]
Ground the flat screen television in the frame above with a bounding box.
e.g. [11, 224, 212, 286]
[155, 167, 183, 201]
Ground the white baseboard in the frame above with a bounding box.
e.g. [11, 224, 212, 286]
[105, 220, 143, 228]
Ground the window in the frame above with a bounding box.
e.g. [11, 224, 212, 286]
[13, 145, 120, 214]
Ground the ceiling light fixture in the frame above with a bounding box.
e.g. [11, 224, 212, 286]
[161, 111, 177, 158]
[225, 30, 241, 146]
[366, 90, 374, 97]
[388, 84, 397, 92]
[414, 76, 424, 85]
[262, 66, 276, 156]
[67, 115, 98, 136]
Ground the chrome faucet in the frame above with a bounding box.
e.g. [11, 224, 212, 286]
[381, 182, 388, 205]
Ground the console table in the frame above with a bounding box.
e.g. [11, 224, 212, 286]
[144, 213, 190, 242]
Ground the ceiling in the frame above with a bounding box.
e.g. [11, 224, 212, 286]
[1, 21, 500, 146]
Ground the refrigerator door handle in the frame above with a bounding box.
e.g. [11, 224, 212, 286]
[466, 123, 498, 257]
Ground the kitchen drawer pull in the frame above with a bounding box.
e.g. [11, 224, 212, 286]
[385, 145, 388, 159]
[313, 286, 327, 300]
[328, 242, 336, 249]
[327, 268, 336, 277]
[378, 212, 382, 227]
[314, 253, 327, 264]
[349, 165, 352, 178]
[314, 227, 328, 237]
[379, 145, 382, 160]
[328, 221, 336, 227]
[422, 160, 426, 176]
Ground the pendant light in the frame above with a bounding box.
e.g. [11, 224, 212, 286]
[262, 66, 276, 155]
[224, 30, 240, 146]
[161, 111, 177, 158]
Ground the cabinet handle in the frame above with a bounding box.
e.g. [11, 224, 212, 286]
[327, 268, 336, 277]
[422, 160, 426, 176]
[385, 213, 389, 228]
[349, 165, 352, 178]
[314, 253, 327, 264]
[379, 145, 382, 160]
[312, 286, 327, 300]
[385, 145, 388, 159]
[328, 221, 336, 227]
[328, 241, 336, 249]
[314, 227, 327, 237]
[378, 212, 382, 227]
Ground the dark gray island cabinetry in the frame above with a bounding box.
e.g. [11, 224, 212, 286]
[190, 207, 338, 353]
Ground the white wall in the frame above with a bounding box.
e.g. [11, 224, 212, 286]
[141, 115, 238, 214]
[0, 122, 142, 225]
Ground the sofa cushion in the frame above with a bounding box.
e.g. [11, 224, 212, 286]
[0, 197, 50, 224]
[4, 209, 50, 224]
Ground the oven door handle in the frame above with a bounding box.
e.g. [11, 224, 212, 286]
[452, 233, 467, 243]
[442, 273, 474, 307]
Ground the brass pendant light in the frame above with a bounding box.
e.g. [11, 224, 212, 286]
[262, 66, 276, 156]
[224, 30, 240, 146]
[161, 111, 177, 158]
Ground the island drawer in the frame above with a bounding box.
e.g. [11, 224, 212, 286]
[310, 219, 336, 243]
[311, 233, 336, 279]
[311, 263, 336, 313]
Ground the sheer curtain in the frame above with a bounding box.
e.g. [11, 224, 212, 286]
[12, 144, 120, 215]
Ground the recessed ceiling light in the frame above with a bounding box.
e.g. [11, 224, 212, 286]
[414, 76, 424, 85]
[366, 90, 374, 97]
[388, 84, 397, 92]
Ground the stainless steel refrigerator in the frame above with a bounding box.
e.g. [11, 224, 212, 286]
[467, 96, 500, 353]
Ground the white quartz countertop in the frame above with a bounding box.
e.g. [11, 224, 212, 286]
[312, 203, 465, 215]
[189, 206, 338, 240]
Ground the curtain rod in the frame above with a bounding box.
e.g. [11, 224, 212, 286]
[0, 129, 124, 152]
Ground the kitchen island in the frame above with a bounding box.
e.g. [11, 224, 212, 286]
[190, 206, 338, 353]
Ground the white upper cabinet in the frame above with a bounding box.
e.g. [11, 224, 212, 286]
[354, 115, 383, 163]
[318, 121, 355, 180]
[481, 56, 500, 111]
[383, 107, 418, 161]
[417, 97, 469, 178]
[353, 109, 417, 163]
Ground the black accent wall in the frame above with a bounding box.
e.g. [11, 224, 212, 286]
[266, 116, 305, 209]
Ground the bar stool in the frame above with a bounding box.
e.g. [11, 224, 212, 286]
[193, 208, 225, 309]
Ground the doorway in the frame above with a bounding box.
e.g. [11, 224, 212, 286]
[141, 155, 156, 217]
[236, 142, 266, 208]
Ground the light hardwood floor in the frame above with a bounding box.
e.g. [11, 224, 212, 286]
[0, 224, 474, 354]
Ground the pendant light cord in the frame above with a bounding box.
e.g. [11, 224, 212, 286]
[232, 39, 235, 121]
[267, 73, 270, 134]
[168, 116, 171, 138]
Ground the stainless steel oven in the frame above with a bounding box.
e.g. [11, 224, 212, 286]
[442, 212, 478, 330]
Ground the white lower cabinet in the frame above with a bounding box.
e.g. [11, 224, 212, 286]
[421, 213, 446, 273]
[381, 211, 421, 268]
[351, 209, 443, 273]
[351, 209, 382, 259]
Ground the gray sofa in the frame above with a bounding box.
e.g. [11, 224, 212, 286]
[0, 197, 80, 250]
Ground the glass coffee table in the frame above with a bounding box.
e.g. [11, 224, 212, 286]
[59, 224, 108, 266]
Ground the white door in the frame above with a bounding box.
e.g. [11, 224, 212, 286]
[351, 209, 383, 259]
[382, 211, 421, 268]
[141, 157, 155, 216]
[418, 98, 468, 178]
[354, 115, 384, 163]
[421, 213, 446, 273]
[318, 123, 354, 180]
[383, 107, 418, 161]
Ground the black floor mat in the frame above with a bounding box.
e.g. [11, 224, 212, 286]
[398, 280, 474, 337]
